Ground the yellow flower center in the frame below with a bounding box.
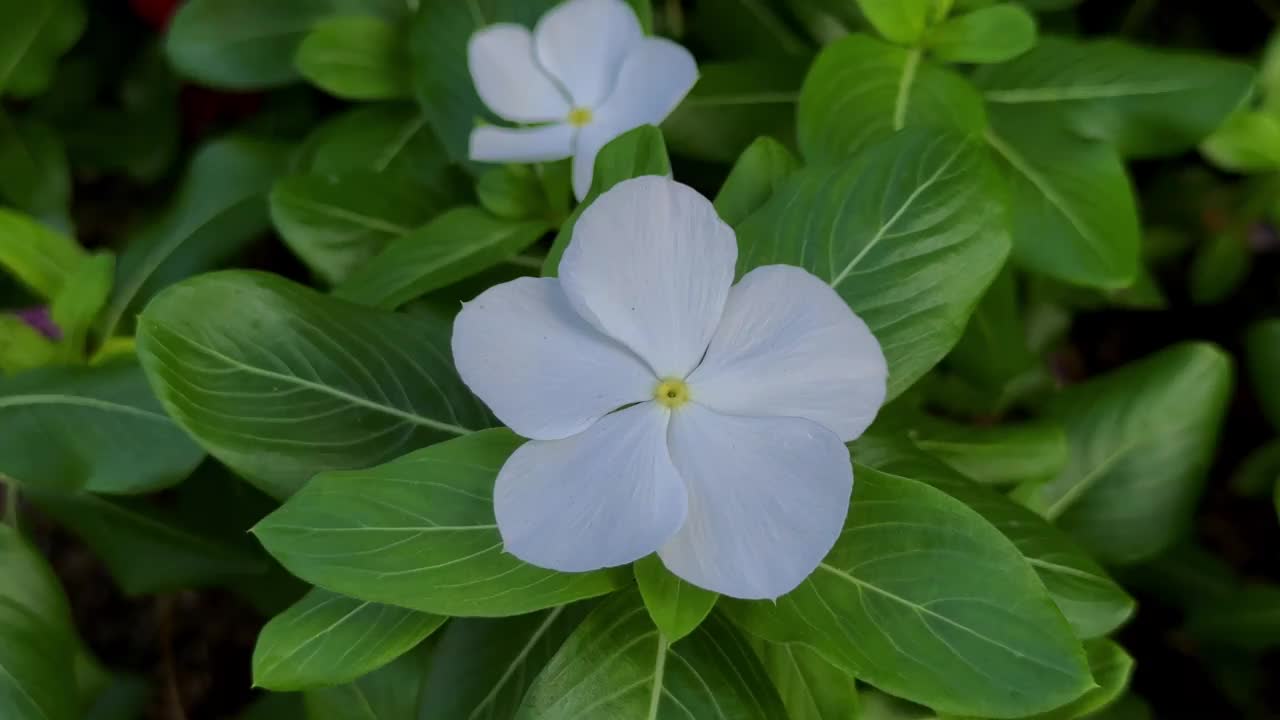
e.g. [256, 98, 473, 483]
[653, 377, 691, 409]
[567, 107, 594, 127]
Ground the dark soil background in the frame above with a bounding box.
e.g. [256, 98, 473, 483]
[6, 0, 1280, 718]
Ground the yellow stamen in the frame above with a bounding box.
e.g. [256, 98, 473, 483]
[567, 107, 594, 127]
[653, 378, 691, 409]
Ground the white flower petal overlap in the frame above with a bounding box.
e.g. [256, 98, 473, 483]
[452, 176, 888, 599]
[466, 0, 698, 200]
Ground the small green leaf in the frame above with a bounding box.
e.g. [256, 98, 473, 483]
[724, 465, 1092, 717]
[856, 0, 936, 45]
[1035, 640, 1134, 719]
[945, 266, 1042, 403]
[335, 207, 550, 309]
[0, 315, 57, 375]
[748, 639, 858, 720]
[634, 555, 718, 643]
[254, 430, 627, 616]
[0, 208, 85, 300]
[51, 252, 114, 360]
[737, 130, 1010, 399]
[0, 114, 71, 230]
[713, 137, 799, 227]
[518, 590, 786, 719]
[101, 137, 290, 337]
[906, 416, 1069, 487]
[295, 16, 411, 100]
[798, 34, 985, 160]
[1202, 111, 1280, 173]
[1247, 320, 1280, 432]
[1189, 230, 1250, 305]
[270, 171, 461, 286]
[136, 271, 491, 498]
[478, 166, 550, 221]
[663, 58, 807, 163]
[419, 605, 590, 720]
[300, 104, 453, 183]
[543, 125, 671, 276]
[166, 0, 331, 89]
[253, 588, 445, 691]
[1018, 343, 1233, 565]
[0, 359, 204, 494]
[0, 0, 85, 98]
[926, 4, 1037, 64]
[1186, 584, 1280, 652]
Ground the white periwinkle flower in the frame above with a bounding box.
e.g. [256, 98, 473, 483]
[452, 176, 888, 600]
[467, 0, 697, 201]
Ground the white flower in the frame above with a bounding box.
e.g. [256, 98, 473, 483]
[451, 176, 888, 600]
[467, 0, 698, 201]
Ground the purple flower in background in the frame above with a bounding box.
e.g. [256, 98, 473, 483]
[15, 307, 61, 340]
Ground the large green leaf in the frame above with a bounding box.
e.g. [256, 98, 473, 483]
[254, 429, 627, 616]
[983, 105, 1140, 289]
[0, 207, 84, 299]
[335, 207, 550, 309]
[797, 34, 985, 161]
[899, 414, 1068, 487]
[713, 136, 799, 227]
[663, 58, 807, 163]
[295, 15, 410, 101]
[974, 37, 1254, 159]
[542, 125, 671, 276]
[518, 591, 786, 719]
[855, 436, 1134, 639]
[1019, 343, 1233, 565]
[419, 605, 591, 720]
[136, 271, 490, 498]
[0, 526, 78, 720]
[101, 137, 290, 337]
[300, 104, 453, 183]
[304, 642, 432, 720]
[736, 129, 1010, 399]
[748, 639, 858, 720]
[0, 359, 203, 494]
[253, 588, 445, 691]
[0, 0, 85, 99]
[724, 466, 1091, 718]
[409, 0, 560, 169]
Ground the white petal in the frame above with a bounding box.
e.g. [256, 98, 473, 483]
[495, 402, 687, 572]
[660, 405, 852, 600]
[452, 277, 655, 440]
[566, 37, 697, 200]
[469, 123, 575, 164]
[534, 0, 643, 108]
[468, 24, 570, 123]
[559, 176, 737, 378]
[687, 265, 888, 442]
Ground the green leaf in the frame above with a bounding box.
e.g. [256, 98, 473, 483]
[304, 641, 432, 720]
[518, 591, 786, 719]
[736, 129, 1010, 399]
[713, 137, 799, 227]
[1189, 230, 1250, 305]
[409, 0, 561, 169]
[50, 252, 114, 360]
[253, 588, 445, 691]
[300, 104, 453, 184]
[798, 34, 986, 161]
[1247, 320, 1280, 432]
[1033, 640, 1134, 720]
[854, 436, 1134, 639]
[26, 487, 269, 595]
[983, 106, 1140, 288]
[724, 466, 1092, 718]
[856, 0, 935, 44]
[0, 525, 78, 720]
[0, 207, 85, 299]
[335, 207, 550, 309]
[0, 0, 85, 98]
[1087, 694, 1152, 720]
[1186, 584, 1280, 652]
[926, 4, 1037, 64]
[944, 266, 1042, 401]
[543, 125, 671, 276]
[1202, 111, 1280, 172]
[419, 605, 590, 720]
[478, 165, 553, 221]
[0, 315, 56, 375]
[974, 37, 1255, 159]
[270, 171, 460, 286]
[1018, 343, 1233, 565]
[136, 271, 490, 498]
[907, 416, 1068, 487]
[254, 430, 627, 616]
[296, 16, 410, 100]
[748, 639, 858, 720]
[0, 359, 203, 494]
[0, 114, 71, 231]
[634, 555, 718, 643]
[101, 137, 290, 338]
[166, 0, 333, 89]
[690, 0, 810, 60]
[662, 58, 807, 163]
